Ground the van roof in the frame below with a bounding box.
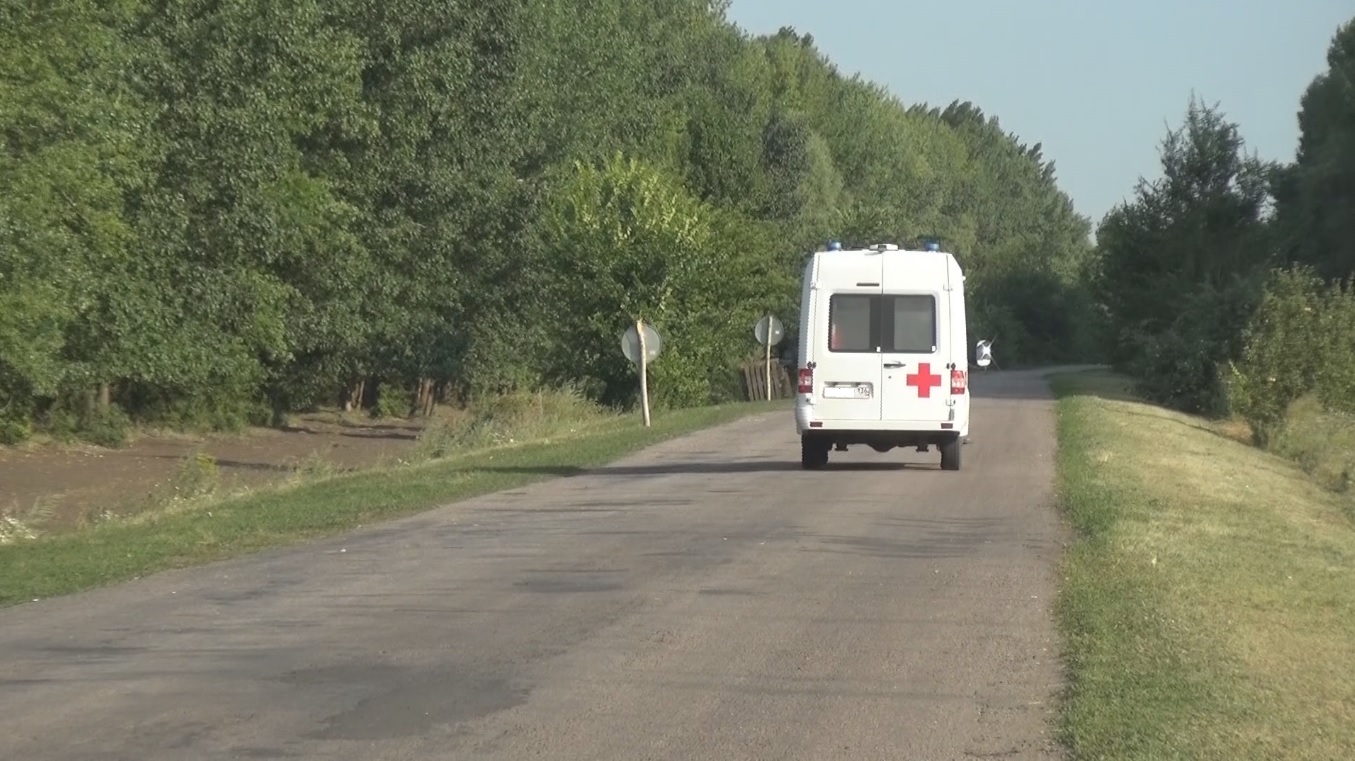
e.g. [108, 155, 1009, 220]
[816, 243, 951, 255]
[806, 244, 962, 287]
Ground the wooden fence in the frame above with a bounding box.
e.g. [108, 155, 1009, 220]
[740, 358, 796, 401]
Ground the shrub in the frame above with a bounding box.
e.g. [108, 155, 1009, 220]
[1125, 278, 1260, 417]
[81, 403, 133, 448]
[372, 383, 412, 419]
[169, 451, 221, 501]
[1227, 267, 1341, 445]
[0, 416, 31, 445]
[120, 382, 269, 433]
[43, 395, 134, 448]
[413, 387, 608, 460]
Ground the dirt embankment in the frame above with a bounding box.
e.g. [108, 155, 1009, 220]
[0, 413, 428, 532]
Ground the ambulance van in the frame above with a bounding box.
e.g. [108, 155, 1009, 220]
[793, 241, 979, 471]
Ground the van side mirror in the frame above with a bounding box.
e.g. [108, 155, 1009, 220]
[975, 339, 993, 368]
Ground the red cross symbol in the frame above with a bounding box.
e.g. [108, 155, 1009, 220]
[905, 363, 942, 398]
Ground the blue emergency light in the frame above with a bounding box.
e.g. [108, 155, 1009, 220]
[827, 240, 842, 251]
[924, 240, 940, 252]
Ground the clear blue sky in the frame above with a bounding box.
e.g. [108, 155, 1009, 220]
[724, 0, 1353, 228]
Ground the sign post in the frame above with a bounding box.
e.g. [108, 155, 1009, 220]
[620, 320, 663, 427]
[637, 319, 651, 427]
[753, 314, 785, 401]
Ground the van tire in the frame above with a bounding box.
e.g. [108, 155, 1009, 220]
[940, 436, 962, 471]
[801, 436, 829, 469]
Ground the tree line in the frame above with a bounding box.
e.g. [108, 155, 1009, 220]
[1093, 16, 1355, 444]
[1, 0, 1097, 446]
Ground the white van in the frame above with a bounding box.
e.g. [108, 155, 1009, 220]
[793, 241, 981, 471]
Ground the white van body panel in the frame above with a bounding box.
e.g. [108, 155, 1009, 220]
[795, 245, 970, 441]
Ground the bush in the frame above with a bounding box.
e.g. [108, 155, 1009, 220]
[0, 417, 31, 445]
[169, 451, 221, 502]
[119, 382, 269, 433]
[1129, 327, 1227, 416]
[1227, 267, 1344, 445]
[372, 383, 412, 419]
[1123, 278, 1260, 417]
[414, 387, 607, 460]
[81, 403, 133, 448]
[44, 397, 133, 448]
[1267, 394, 1355, 493]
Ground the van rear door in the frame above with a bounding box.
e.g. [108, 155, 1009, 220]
[878, 255, 950, 425]
[814, 254, 883, 422]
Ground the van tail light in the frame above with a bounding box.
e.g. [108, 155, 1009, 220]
[797, 367, 814, 394]
[950, 369, 967, 395]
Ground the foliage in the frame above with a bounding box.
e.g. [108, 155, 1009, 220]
[1227, 267, 1355, 445]
[1, 2, 1098, 440]
[1273, 19, 1355, 281]
[543, 155, 786, 408]
[1093, 96, 1275, 414]
[1096, 17, 1355, 433]
[371, 384, 412, 420]
[415, 387, 609, 459]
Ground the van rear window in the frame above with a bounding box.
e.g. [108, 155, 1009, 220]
[827, 293, 937, 353]
[887, 295, 936, 353]
[828, 295, 874, 352]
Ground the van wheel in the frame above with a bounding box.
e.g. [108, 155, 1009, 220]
[801, 436, 829, 469]
[940, 436, 962, 471]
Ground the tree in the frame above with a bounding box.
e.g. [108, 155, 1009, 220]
[1093, 96, 1275, 412]
[1274, 18, 1355, 280]
[543, 154, 783, 407]
[0, 0, 152, 434]
[0, 0, 1102, 440]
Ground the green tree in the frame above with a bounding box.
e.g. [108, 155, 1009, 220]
[0, 0, 152, 436]
[1094, 96, 1275, 412]
[1274, 18, 1355, 280]
[0, 0, 1104, 441]
[543, 154, 783, 407]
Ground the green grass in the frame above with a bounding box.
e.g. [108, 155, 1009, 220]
[1050, 368, 1355, 760]
[0, 399, 786, 608]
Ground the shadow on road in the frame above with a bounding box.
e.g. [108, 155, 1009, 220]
[966, 364, 1109, 401]
[459, 459, 938, 479]
[968, 378, 1053, 401]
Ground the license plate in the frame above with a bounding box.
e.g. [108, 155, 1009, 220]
[823, 384, 872, 399]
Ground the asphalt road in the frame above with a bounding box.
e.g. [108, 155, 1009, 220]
[0, 369, 1066, 760]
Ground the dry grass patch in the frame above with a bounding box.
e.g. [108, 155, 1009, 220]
[1051, 369, 1355, 760]
[1269, 394, 1355, 495]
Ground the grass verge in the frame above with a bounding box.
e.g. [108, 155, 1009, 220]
[0, 398, 786, 609]
[1050, 368, 1355, 760]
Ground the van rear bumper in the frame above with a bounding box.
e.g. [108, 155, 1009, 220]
[798, 428, 962, 450]
[795, 407, 967, 440]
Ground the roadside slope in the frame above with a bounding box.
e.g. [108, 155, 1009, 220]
[1052, 370, 1355, 760]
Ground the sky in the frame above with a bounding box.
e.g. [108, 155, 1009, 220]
[723, 0, 1353, 228]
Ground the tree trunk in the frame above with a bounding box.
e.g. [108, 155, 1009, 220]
[414, 377, 433, 417]
[269, 391, 287, 428]
[421, 378, 437, 417]
[351, 379, 366, 411]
